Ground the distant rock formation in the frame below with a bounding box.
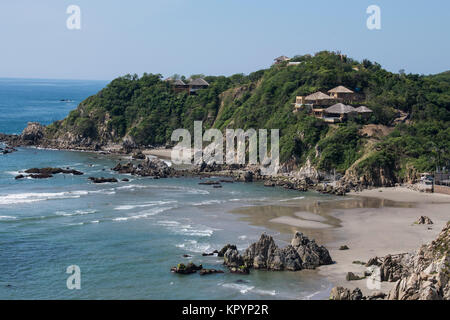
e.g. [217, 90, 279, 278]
[221, 232, 333, 272]
[415, 216, 433, 225]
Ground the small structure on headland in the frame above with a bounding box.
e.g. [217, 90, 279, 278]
[273, 56, 291, 65]
[293, 85, 371, 123]
[166, 77, 210, 95]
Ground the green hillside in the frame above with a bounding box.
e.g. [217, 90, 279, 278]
[45, 51, 450, 185]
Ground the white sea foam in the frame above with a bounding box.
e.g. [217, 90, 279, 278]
[0, 191, 89, 205]
[279, 196, 305, 202]
[176, 240, 211, 253]
[176, 224, 214, 237]
[114, 201, 176, 211]
[113, 206, 173, 222]
[157, 220, 180, 226]
[222, 283, 277, 296]
[222, 283, 255, 294]
[55, 209, 97, 217]
[191, 199, 226, 206]
[0, 215, 17, 220]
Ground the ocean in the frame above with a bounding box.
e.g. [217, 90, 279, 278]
[0, 78, 333, 299]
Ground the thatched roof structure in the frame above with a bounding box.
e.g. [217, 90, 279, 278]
[355, 106, 373, 113]
[328, 86, 354, 94]
[325, 103, 356, 114]
[274, 56, 290, 62]
[189, 78, 210, 86]
[173, 79, 187, 86]
[305, 92, 334, 101]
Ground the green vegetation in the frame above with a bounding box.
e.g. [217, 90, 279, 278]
[47, 51, 450, 184]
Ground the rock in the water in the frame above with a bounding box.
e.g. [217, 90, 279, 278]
[291, 232, 333, 269]
[218, 244, 236, 257]
[339, 245, 350, 250]
[199, 269, 224, 276]
[88, 177, 118, 183]
[415, 216, 433, 225]
[112, 157, 175, 178]
[25, 167, 83, 176]
[15, 174, 25, 180]
[198, 180, 221, 185]
[29, 173, 53, 179]
[229, 266, 250, 275]
[170, 262, 203, 274]
[224, 248, 244, 268]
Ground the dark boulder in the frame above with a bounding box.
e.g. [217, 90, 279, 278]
[170, 262, 203, 275]
[199, 269, 224, 276]
[88, 177, 118, 184]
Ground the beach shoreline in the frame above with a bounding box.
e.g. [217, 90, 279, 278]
[233, 186, 450, 297]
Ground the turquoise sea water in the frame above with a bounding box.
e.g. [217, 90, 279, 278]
[0, 79, 332, 299]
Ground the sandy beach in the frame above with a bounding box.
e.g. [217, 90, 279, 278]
[143, 148, 173, 159]
[231, 186, 450, 297]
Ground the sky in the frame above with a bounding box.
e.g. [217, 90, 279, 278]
[0, 0, 449, 81]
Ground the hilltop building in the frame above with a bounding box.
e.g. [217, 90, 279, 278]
[274, 56, 291, 65]
[293, 86, 371, 123]
[166, 78, 210, 95]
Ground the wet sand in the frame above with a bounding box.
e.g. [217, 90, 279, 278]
[230, 187, 450, 297]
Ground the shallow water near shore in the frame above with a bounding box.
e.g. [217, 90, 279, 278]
[0, 146, 335, 299]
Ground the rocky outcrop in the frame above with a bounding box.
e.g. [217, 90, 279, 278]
[222, 232, 332, 272]
[25, 167, 84, 176]
[170, 263, 203, 275]
[415, 216, 433, 225]
[387, 222, 450, 300]
[331, 222, 450, 300]
[112, 157, 175, 178]
[21, 122, 45, 144]
[199, 269, 224, 276]
[330, 287, 363, 300]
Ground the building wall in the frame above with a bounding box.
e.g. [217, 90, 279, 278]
[434, 185, 450, 195]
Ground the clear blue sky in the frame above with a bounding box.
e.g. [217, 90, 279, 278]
[0, 0, 448, 80]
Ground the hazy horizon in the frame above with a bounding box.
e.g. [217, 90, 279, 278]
[1, 0, 449, 81]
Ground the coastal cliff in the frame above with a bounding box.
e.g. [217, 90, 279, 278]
[1, 51, 449, 190]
